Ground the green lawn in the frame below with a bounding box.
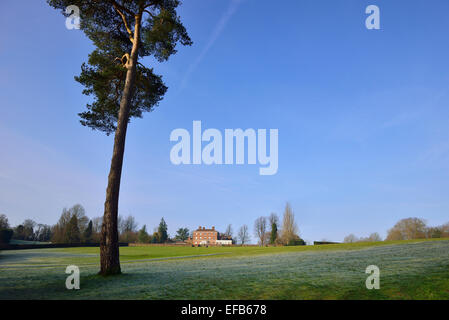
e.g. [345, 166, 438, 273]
[1, 238, 448, 299]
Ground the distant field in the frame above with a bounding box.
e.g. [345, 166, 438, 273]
[8, 240, 52, 245]
[1, 238, 448, 299]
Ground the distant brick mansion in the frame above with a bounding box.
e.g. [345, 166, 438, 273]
[189, 226, 233, 246]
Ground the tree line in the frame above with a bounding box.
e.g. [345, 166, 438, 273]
[344, 217, 449, 243]
[0, 204, 191, 245]
[3, 206, 447, 247]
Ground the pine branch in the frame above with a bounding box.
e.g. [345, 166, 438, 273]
[111, 1, 134, 43]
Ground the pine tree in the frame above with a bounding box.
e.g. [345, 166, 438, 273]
[65, 215, 81, 244]
[270, 222, 277, 245]
[48, 0, 192, 275]
[158, 218, 168, 243]
[138, 225, 150, 243]
[175, 228, 189, 241]
[83, 220, 93, 243]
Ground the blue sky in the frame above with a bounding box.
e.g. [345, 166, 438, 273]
[1, 0, 449, 242]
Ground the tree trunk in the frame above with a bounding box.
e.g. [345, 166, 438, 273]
[99, 15, 141, 276]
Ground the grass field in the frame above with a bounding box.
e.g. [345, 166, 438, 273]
[8, 240, 52, 245]
[1, 238, 448, 299]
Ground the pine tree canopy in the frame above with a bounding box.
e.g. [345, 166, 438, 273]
[47, 0, 192, 134]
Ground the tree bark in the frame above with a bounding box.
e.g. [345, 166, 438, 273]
[99, 14, 142, 276]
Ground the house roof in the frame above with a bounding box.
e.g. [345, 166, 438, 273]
[195, 226, 216, 232]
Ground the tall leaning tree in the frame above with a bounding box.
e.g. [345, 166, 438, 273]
[48, 0, 192, 275]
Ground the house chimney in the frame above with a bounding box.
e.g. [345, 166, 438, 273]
[198, 226, 201, 230]
[212, 226, 215, 230]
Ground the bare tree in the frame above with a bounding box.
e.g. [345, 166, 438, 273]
[52, 205, 89, 243]
[23, 219, 36, 230]
[269, 213, 279, 226]
[426, 222, 449, 238]
[345, 232, 382, 243]
[224, 224, 233, 238]
[35, 224, 52, 242]
[92, 217, 103, 234]
[117, 215, 139, 243]
[280, 202, 299, 245]
[0, 214, 9, 229]
[22, 219, 37, 241]
[119, 215, 138, 234]
[441, 223, 449, 238]
[344, 234, 358, 243]
[386, 218, 427, 241]
[254, 217, 267, 246]
[367, 232, 382, 242]
[68, 204, 89, 233]
[34, 224, 44, 241]
[237, 225, 250, 245]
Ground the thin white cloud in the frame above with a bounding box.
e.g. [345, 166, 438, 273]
[179, 0, 242, 91]
[382, 90, 447, 129]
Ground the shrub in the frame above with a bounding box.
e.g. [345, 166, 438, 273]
[287, 238, 306, 246]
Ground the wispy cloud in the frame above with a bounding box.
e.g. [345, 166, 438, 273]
[179, 0, 242, 91]
[418, 140, 449, 166]
[382, 90, 447, 129]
